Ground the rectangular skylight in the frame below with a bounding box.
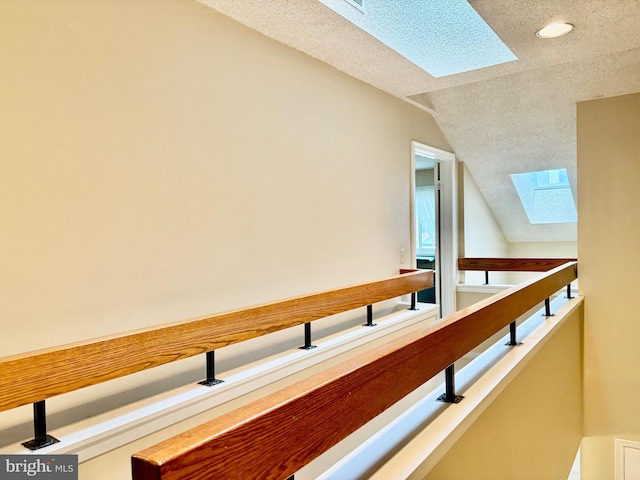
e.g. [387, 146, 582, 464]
[320, 0, 517, 77]
[344, 0, 364, 11]
[511, 169, 577, 224]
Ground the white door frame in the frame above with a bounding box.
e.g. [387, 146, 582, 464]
[616, 438, 640, 480]
[411, 141, 457, 317]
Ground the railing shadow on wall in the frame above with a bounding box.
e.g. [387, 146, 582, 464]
[0, 269, 433, 452]
[131, 259, 578, 480]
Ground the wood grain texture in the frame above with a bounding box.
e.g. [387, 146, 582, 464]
[131, 262, 577, 480]
[0, 270, 433, 412]
[458, 257, 578, 272]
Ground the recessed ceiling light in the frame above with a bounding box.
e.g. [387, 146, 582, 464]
[536, 22, 574, 39]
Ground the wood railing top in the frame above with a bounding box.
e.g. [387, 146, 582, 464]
[458, 257, 578, 272]
[131, 261, 577, 480]
[0, 269, 433, 413]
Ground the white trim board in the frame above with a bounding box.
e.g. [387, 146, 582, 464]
[456, 283, 512, 294]
[410, 141, 457, 317]
[616, 438, 640, 480]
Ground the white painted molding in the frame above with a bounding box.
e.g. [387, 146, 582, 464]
[410, 141, 457, 317]
[402, 97, 436, 116]
[456, 283, 512, 294]
[616, 437, 640, 480]
[457, 285, 569, 299]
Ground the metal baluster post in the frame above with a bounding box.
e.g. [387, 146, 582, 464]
[408, 292, 418, 311]
[199, 350, 224, 386]
[363, 304, 377, 327]
[299, 322, 316, 350]
[505, 321, 522, 346]
[437, 365, 464, 403]
[544, 297, 554, 317]
[22, 400, 59, 450]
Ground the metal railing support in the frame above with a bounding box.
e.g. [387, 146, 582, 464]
[363, 304, 377, 327]
[299, 322, 317, 350]
[437, 365, 464, 404]
[199, 350, 224, 387]
[505, 321, 522, 346]
[22, 400, 59, 450]
[409, 292, 418, 311]
[544, 297, 554, 317]
[567, 283, 574, 299]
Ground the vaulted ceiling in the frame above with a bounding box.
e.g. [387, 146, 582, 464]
[198, 0, 640, 242]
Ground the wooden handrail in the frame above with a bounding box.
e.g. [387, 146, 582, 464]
[458, 257, 577, 272]
[131, 262, 577, 480]
[0, 270, 433, 413]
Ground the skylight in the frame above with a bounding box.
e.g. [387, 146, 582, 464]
[318, 0, 517, 77]
[511, 169, 577, 224]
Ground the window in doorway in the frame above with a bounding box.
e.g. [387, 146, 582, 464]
[415, 185, 436, 256]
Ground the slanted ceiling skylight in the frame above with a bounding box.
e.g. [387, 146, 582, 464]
[511, 169, 577, 224]
[319, 0, 517, 77]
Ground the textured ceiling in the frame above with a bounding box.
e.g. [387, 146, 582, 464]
[316, 0, 518, 77]
[198, 0, 640, 242]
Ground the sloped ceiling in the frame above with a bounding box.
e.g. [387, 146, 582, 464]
[198, 0, 640, 242]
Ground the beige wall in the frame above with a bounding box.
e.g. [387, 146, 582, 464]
[456, 290, 496, 310]
[460, 163, 509, 283]
[0, 0, 449, 351]
[578, 92, 640, 477]
[422, 305, 583, 480]
[581, 435, 616, 480]
[507, 241, 577, 258]
[506, 241, 577, 284]
[0, 0, 450, 440]
[578, 92, 640, 433]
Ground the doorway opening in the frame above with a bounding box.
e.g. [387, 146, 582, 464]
[411, 142, 457, 317]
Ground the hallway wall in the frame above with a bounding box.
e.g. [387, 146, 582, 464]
[0, 0, 449, 440]
[0, 0, 449, 352]
[578, 92, 640, 478]
[460, 163, 509, 284]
